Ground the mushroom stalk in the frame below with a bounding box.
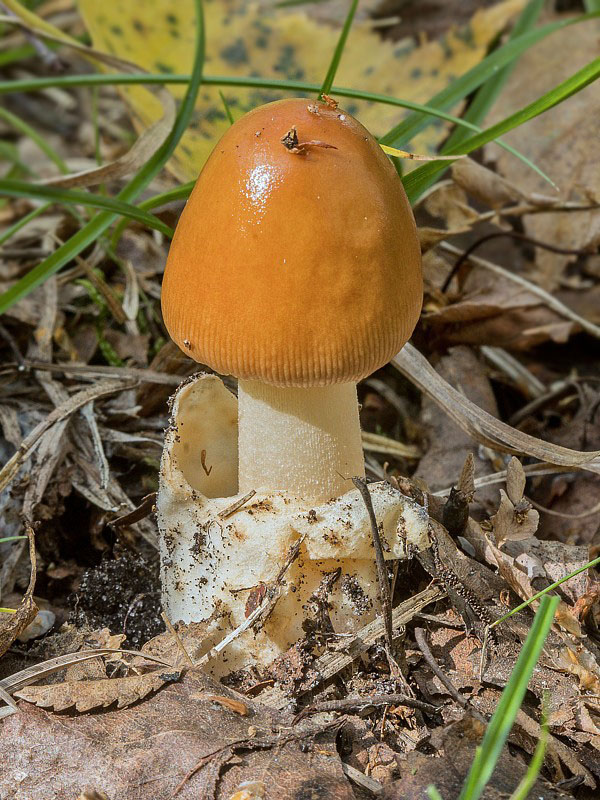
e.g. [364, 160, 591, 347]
[238, 379, 365, 501]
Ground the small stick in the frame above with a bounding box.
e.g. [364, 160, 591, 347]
[414, 627, 486, 723]
[352, 477, 393, 648]
[110, 493, 156, 528]
[217, 489, 256, 519]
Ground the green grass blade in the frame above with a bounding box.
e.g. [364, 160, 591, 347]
[492, 555, 600, 629]
[0, 107, 69, 174]
[319, 0, 359, 97]
[403, 57, 600, 204]
[0, 72, 557, 177]
[110, 181, 195, 246]
[0, 180, 174, 237]
[0, 202, 51, 247]
[458, 595, 559, 800]
[379, 12, 598, 147]
[0, 0, 205, 316]
[444, 0, 545, 151]
[427, 786, 445, 800]
[0, 73, 500, 131]
[508, 696, 549, 800]
[0, 72, 546, 182]
[218, 90, 235, 125]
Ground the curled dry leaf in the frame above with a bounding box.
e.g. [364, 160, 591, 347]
[558, 646, 600, 695]
[490, 458, 539, 547]
[483, 531, 583, 638]
[15, 669, 180, 713]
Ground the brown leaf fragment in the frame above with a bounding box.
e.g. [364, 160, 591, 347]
[15, 669, 180, 713]
[572, 585, 600, 624]
[490, 488, 539, 547]
[505, 457, 526, 505]
[458, 452, 475, 500]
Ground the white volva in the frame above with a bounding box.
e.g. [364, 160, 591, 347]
[157, 374, 430, 673]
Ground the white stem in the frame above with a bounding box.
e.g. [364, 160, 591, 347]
[238, 381, 365, 501]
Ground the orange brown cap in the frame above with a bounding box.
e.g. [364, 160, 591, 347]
[161, 97, 422, 387]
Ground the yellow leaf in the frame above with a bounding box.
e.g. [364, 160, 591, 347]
[77, 0, 527, 181]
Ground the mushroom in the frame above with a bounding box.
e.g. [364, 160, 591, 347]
[161, 97, 422, 502]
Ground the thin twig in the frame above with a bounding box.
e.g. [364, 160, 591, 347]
[352, 478, 398, 674]
[111, 493, 156, 528]
[217, 489, 256, 519]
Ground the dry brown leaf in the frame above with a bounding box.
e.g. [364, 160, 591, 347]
[490, 489, 539, 546]
[440, 242, 600, 341]
[418, 225, 473, 253]
[15, 669, 179, 712]
[424, 182, 481, 230]
[458, 452, 475, 501]
[558, 647, 600, 695]
[1, 670, 354, 799]
[490, 458, 539, 547]
[483, 533, 583, 637]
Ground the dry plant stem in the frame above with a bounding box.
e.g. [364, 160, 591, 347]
[238, 380, 364, 500]
[353, 478, 393, 648]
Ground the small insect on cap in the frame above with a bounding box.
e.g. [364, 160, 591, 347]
[161, 98, 422, 387]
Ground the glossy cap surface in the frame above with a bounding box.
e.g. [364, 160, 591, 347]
[161, 98, 422, 386]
